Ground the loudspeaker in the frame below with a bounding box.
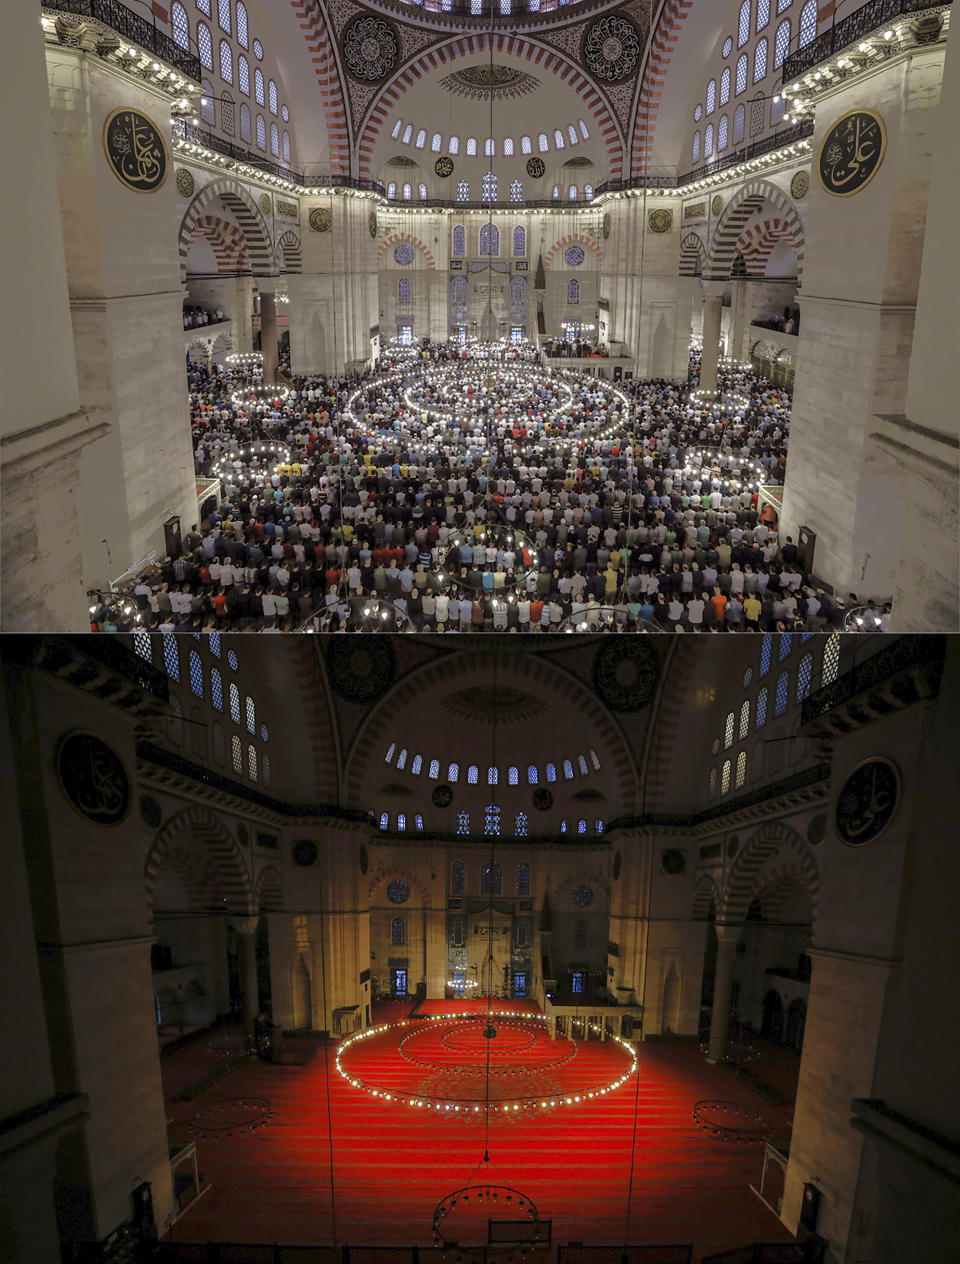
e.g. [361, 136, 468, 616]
[800, 1181, 821, 1232]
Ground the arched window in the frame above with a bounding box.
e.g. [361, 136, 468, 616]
[516, 863, 531, 895]
[568, 279, 580, 304]
[283, 132, 290, 163]
[779, 635, 793, 661]
[238, 53, 249, 95]
[736, 750, 747, 789]
[467, 764, 478, 784]
[514, 920, 529, 949]
[705, 123, 715, 156]
[391, 119, 402, 139]
[796, 652, 813, 702]
[546, 763, 556, 782]
[231, 733, 242, 773]
[396, 748, 407, 770]
[760, 633, 773, 676]
[511, 228, 527, 260]
[778, 0, 793, 11]
[411, 754, 422, 775]
[256, 114, 265, 149]
[538, 133, 548, 152]
[209, 666, 223, 711]
[398, 277, 410, 303]
[431, 132, 442, 151]
[718, 114, 729, 149]
[822, 634, 840, 685]
[254, 67, 264, 105]
[466, 137, 477, 155]
[456, 181, 470, 202]
[577, 754, 588, 776]
[560, 820, 568, 834]
[510, 182, 524, 205]
[739, 699, 750, 739]
[245, 695, 255, 734]
[574, 920, 588, 951]
[775, 671, 789, 716]
[197, 0, 211, 14]
[508, 766, 519, 786]
[402, 184, 412, 201]
[262, 754, 271, 785]
[706, 79, 716, 114]
[391, 917, 405, 946]
[709, 767, 718, 796]
[487, 766, 498, 786]
[585, 184, 593, 200]
[172, 2, 190, 50]
[738, 0, 751, 47]
[733, 104, 746, 143]
[595, 819, 604, 835]
[754, 37, 768, 82]
[567, 124, 578, 145]
[452, 225, 465, 256]
[200, 81, 214, 124]
[577, 819, 587, 835]
[515, 813, 529, 838]
[239, 103, 250, 141]
[756, 685, 769, 728]
[385, 743, 396, 763]
[527, 765, 538, 784]
[236, 0, 247, 45]
[485, 136, 495, 156]
[757, 0, 770, 29]
[692, 131, 701, 163]
[736, 53, 748, 94]
[450, 917, 465, 947]
[481, 860, 502, 895]
[579, 119, 590, 139]
[563, 759, 574, 780]
[589, 749, 600, 771]
[451, 276, 467, 304]
[721, 759, 732, 795]
[503, 137, 514, 155]
[189, 649, 203, 697]
[396, 813, 406, 832]
[724, 711, 735, 749]
[387, 182, 396, 200]
[553, 128, 565, 149]
[774, 19, 791, 66]
[402, 124, 412, 144]
[448, 761, 460, 782]
[481, 172, 498, 202]
[229, 682, 240, 723]
[197, 21, 213, 69]
[521, 135, 532, 153]
[552, 185, 560, 200]
[568, 185, 578, 201]
[799, 0, 817, 47]
[412, 128, 424, 149]
[720, 67, 731, 105]
[217, 0, 230, 32]
[268, 80, 278, 115]
[247, 744, 258, 781]
[218, 39, 233, 83]
[429, 759, 440, 779]
[270, 122, 279, 156]
[451, 861, 465, 893]
[484, 804, 501, 835]
[479, 224, 499, 256]
[448, 135, 460, 154]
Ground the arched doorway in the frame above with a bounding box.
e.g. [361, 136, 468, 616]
[762, 989, 784, 1043]
[661, 961, 681, 1034]
[295, 954, 313, 1030]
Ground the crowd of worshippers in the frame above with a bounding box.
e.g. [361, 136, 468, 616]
[96, 342, 849, 634]
[753, 309, 800, 336]
[183, 304, 225, 329]
[541, 337, 609, 359]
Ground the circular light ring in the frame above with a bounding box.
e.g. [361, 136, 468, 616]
[441, 525, 537, 597]
[433, 1185, 539, 1249]
[231, 384, 292, 409]
[209, 441, 292, 481]
[692, 1099, 772, 1144]
[225, 351, 263, 367]
[188, 1096, 272, 1139]
[396, 1018, 578, 1074]
[335, 1012, 638, 1114]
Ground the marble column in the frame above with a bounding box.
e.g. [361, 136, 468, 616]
[707, 924, 742, 1063]
[699, 290, 725, 396]
[257, 282, 279, 384]
[232, 917, 260, 1029]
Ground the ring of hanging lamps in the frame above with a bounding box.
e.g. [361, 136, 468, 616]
[210, 440, 292, 481]
[335, 1012, 638, 1113]
[315, 599, 414, 632]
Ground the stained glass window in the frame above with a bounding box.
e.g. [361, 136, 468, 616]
[724, 712, 735, 749]
[396, 748, 407, 770]
[218, 0, 230, 32]
[693, 131, 701, 163]
[210, 667, 223, 711]
[515, 813, 528, 838]
[252, 37, 262, 58]
[239, 104, 250, 140]
[718, 115, 729, 149]
[739, 699, 750, 739]
[467, 764, 478, 784]
[595, 819, 604, 835]
[466, 137, 477, 155]
[231, 734, 242, 773]
[546, 763, 556, 782]
[503, 137, 514, 155]
[411, 754, 422, 775]
[721, 759, 732, 795]
[450, 917, 465, 947]
[538, 133, 548, 152]
[754, 37, 768, 82]
[452, 225, 465, 256]
[568, 280, 580, 304]
[402, 124, 412, 144]
[260, 724, 268, 742]
[189, 650, 203, 697]
[779, 635, 793, 661]
[479, 224, 499, 255]
[521, 135, 532, 153]
[254, 68, 264, 106]
[270, 122, 278, 156]
[513, 225, 526, 255]
[775, 20, 790, 66]
[429, 759, 440, 779]
[734, 104, 746, 142]
[391, 917, 405, 945]
[452, 861, 465, 892]
[736, 750, 747, 789]
[706, 78, 716, 114]
[822, 634, 840, 685]
[527, 765, 538, 784]
[757, 0, 770, 28]
[236, 0, 247, 45]
[484, 804, 501, 835]
[705, 123, 714, 156]
[172, 3, 189, 50]
[760, 633, 773, 676]
[245, 696, 255, 734]
[738, 0, 751, 47]
[775, 671, 789, 715]
[720, 67, 731, 105]
[256, 115, 265, 150]
[796, 652, 813, 702]
[563, 759, 574, 780]
[197, 0, 211, 14]
[449, 136, 459, 154]
[431, 132, 442, 151]
[379, 812, 389, 830]
[799, 0, 817, 47]
[756, 685, 768, 728]
[481, 859, 502, 895]
[448, 762, 459, 782]
[163, 635, 180, 680]
[778, 0, 793, 11]
[397, 814, 406, 832]
[736, 53, 748, 94]
[248, 745, 257, 781]
[269, 80, 278, 114]
[508, 766, 519, 786]
[456, 182, 470, 202]
[511, 276, 526, 304]
[134, 631, 152, 662]
[709, 767, 718, 796]
[227, 683, 239, 723]
[262, 754, 271, 785]
[197, 22, 212, 69]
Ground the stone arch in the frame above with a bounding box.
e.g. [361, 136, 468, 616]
[186, 215, 248, 274]
[679, 232, 706, 277]
[630, 0, 692, 177]
[368, 866, 431, 909]
[256, 863, 284, 911]
[144, 805, 254, 918]
[178, 177, 275, 283]
[275, 229, 302, 274]
[719, 820, 819, 925]
[542, 233, 603, 271]
[734, 217, 801, 278]
[753, 861, 816, 922]
[556, 870, 610, 906]
[705, 181, 805, 281]
[377, 231, 437, 271]
[692, 873, 720, 920]
[287, 0, 350, 177]
[358, 33, 624, 182]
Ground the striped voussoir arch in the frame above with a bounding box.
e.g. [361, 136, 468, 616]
[358, 33, 623, 182]
[719, 820, 820, 925]
[678, 232, 705, 277]
[752, 861, 818, 921]
[641, 638, 702, 812]
[288, 0, 351, 177]
[345, 649, 635, 814]
[692, 873, 721, 920]
[369, 866, 431, 908]
[188, 216, 248, 273]
[178, 177, 276, 284]
[377, 231, 436, 270]
[631, 0, 695, 178]
[144, 805, 254, 917]
[276, 229, 302, 273]
[543, 233, 602, 270]
[734, 217, 801, 277]
[256, 864, 284, 911]
[284, 638, 340, 802]
[705, 180, 805, 281]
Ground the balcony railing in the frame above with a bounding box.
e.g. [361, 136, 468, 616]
[43, 0, 201, 81]
[801, 636, 946, 726]
[783, 0, 951, 84]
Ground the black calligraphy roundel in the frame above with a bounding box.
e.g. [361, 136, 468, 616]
[103, 108, 168, 193]
[435, 156, 454, 179]
[57, 732, 131, 825]
[835, 758, 899, 846]
[526, 157, 545, 179]
[818, 109, 886, 198]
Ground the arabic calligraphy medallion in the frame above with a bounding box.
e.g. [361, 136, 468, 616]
[57, 732, 131, 825]
[818, 110, 886, 198]
[835, 758, 899, 846]
[103, 108, 168, 194]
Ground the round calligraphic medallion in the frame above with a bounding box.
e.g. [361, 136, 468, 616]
[369, 210, 378, 238]
[712, 194, 723, 216]
[435, 155, 454, 178]
[260, 193, 272, 215]
[648, 208, 673, 234]
[175, 167, 195, 198]
[526, 156, 545, 179]
[835, 758, 899, 845]
[309, 207, 333, 232]
[602, 213, 611, 239]
[103, 108, 167, 193]
[432, 784, 454, 808]
[57, 732, 131, 825]
[818, 110, 886, 197]
[791, 169, 810, 200]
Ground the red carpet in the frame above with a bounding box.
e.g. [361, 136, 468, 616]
[163, 1005, 794, 1262]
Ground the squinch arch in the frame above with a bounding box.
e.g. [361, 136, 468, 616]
[378, 231, 437, 271]
[178, 177, 276, 283]
[543, 233, 603, 271]
[719, 820, 819, 925]
[705, 181, 805, 281]
[144, 805, 254, 917]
